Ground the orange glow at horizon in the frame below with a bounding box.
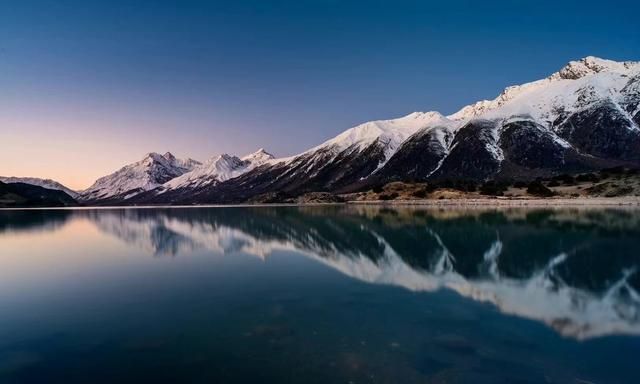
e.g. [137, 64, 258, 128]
[1, 114, 207, 191]
[2, 128, 150, 190]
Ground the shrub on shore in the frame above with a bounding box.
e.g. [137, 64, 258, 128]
[527, 181, 554, 197]
[379, 192, 399, 200]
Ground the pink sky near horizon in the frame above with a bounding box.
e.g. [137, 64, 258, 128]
[2, 128, 251, 192]
[0, 103, 284, 190]
[1, 125, 261, 191]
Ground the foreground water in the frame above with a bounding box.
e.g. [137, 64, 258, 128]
[0, 206, 639, 383]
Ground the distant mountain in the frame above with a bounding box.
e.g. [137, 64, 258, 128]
[0, 176, 79, 199]
[141, 149, 275, 202]
[0, 181, 77, 207]
[78, 56, 640, 204]
[80, 152, 200, 203]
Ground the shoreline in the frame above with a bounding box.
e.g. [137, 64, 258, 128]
[347, 197, 640, 207]
[2, 197, 640, 210]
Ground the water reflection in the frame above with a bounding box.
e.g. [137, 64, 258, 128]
[1, 206, 639, 340]
[0, 210, 71, 233]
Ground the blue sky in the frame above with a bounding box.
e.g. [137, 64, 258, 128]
[1, 0, 638, 188]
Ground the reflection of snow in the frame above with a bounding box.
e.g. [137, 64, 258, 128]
[426, 228, 456, 275]
[481, 236, 502, 279]
[86, 210, 640, 340]
[307, 230, 640, 340]
[88, 211, 298, 258]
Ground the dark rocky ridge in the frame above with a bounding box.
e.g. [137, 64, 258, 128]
[555, 100, 640, 162]
[428, 120, 502, 181]
[375, 126, 452, 182]
[0, 181, 78, 207]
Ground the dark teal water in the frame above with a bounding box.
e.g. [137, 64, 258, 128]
[0, 206, 639, 384]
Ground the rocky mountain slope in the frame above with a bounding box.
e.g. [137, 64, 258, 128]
[0, 181, 77, 207]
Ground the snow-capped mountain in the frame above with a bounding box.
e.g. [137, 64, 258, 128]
[165, 112, 458, 203]
[378, 56, 640, 182]
[159, 56, 636, 203]
[0, 176, 79, 199]
[80, 152, 200, 202]
[303, 111, 454, 169]
[449, 56, 639, 122]
[84, 56, 640, 204]
[158, 149, 274, 193]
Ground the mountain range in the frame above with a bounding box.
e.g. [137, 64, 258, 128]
[4, 56, 640, 205]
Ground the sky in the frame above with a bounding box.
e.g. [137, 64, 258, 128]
[1, 0, 639, 190]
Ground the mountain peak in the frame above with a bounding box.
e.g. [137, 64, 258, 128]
[219, 153, 238, 161]
[242, 148, 275, 163]
[162, 152, 176, 161]
[448, 56, 640, 122]
[553, 56, 638, 80]
[399, 111, 452, 127]
[161, 150, 267, 192]
[403, 111, 445, 120]
[143, 152, 165, 162]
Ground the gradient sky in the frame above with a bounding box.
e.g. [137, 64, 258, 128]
[1, 0, 639, 189]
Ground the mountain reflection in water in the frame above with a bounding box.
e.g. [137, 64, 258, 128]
[1, 206, 639, 340]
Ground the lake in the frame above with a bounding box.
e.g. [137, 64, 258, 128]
[0, 206, 639, 383]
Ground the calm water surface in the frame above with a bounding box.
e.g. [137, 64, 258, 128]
[0, 206, 639, 384]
